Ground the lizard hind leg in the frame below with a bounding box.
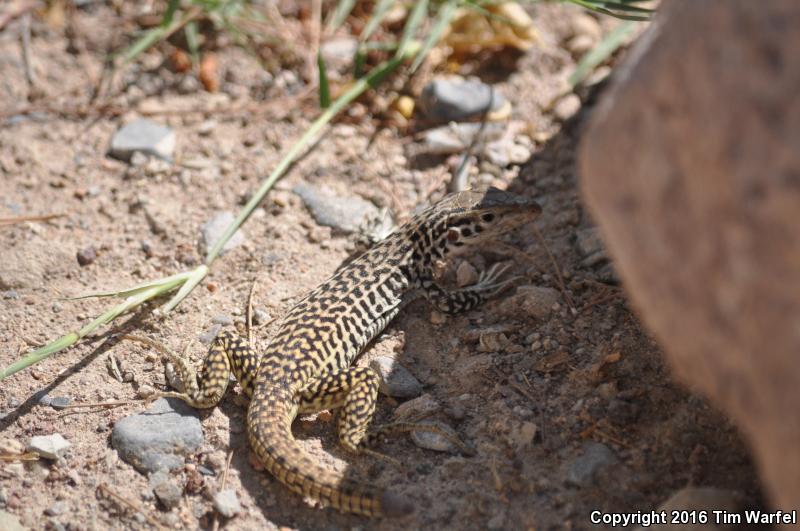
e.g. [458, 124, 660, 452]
[298, 366, 399, 466]
[123, 332, 237, 409]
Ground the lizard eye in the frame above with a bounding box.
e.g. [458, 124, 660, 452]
[481, 213, 495, 223]
[446, 228, 460, 242]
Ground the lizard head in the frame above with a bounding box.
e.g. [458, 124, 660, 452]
[433, 187, 542, 252]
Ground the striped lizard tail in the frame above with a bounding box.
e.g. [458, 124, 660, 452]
[246, 385, 412, 517]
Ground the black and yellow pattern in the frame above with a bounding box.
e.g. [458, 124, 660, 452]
[157, 187, 541, 517]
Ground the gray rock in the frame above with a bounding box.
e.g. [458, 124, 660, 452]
[369, 356, 423, 399]
[565, 442, 618, 487]
[200, 211, 246, 256]
[252, 308, 270, 325]
[411, 421, 460, 453]
[576, 227, 608, 268]
[111, 398, 203, 474]
[50, 397, 71, 410]
[0, 510, 25, 531]
[419, 78, 506, 123]
[213, 489, 242, 518]
[502, 286, 560, 320]
[153, 480, 183, 510]
[28, 433, 71, 460]
[198, 324, 222, 345]
[413, 122, 506, 156]
[293, 183, 379, 234]
[211, 314, 233, 326]
[44, 501, 68, 516]
[394, 393, 440, 421]
[35, 391, 53, 407]
[109, 119, 176, 162]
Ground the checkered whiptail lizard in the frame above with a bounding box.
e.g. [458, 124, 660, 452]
[152, 187, 541, 517]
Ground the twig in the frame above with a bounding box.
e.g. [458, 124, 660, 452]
[0, 452, 39, 462]
[0, 213, 66, 226]
[211, 449, 236, 531]
[97, 483, 166, 531]
[19, 12, 36, 95]
[532, 226, 576, 311]
[58, 400, 137, 410]
[449, 86, 494, 193]
[246, 277, 260, 345]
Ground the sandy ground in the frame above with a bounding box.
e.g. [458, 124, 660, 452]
[0, 2, 767, 530]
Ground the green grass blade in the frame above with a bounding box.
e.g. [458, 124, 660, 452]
[328, 0, 357, 32]
[568, 20, 637, 87]
[68, 271, 193, 300]
[204, 51, 412, 265]
[361, 0, 396, 43]
[397, 0, 428, 59]
[185, 20, 200, 67]
[159, 265, 208, 313]
[0, 283, 166, 380]
[410, 0, 457, 73]
[318, 52, 331, 108]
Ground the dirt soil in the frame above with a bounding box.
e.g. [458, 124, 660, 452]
[0, 3, 768, 530]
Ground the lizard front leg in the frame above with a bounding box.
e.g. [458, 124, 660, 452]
[420, 262, 518, 314]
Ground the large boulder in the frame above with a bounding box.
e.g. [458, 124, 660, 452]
[579, 0, 800, 511]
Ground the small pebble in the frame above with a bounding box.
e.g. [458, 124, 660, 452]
[0, 438, 24, 454]
[153, 481, 183, 510]
[252, 308, 270, 325]
[394, 394, 440, 420]
[212, 314, 233, 326]
[418, 78, 507, 123]
[456, 261, 479, 288]
[411, 421, 460, 454]
[201, 212, 247, 256]
[44, 501, 68, 517]
[76, 246, 97, 266]
[27, 433, 71, 460]
[553, 94, 582, 121]
[109, 119, 176, 161]
[369, 356, 423, 399]
[199, 324, 222, 345]
[50, 397, 71, 410]
[213, 489, 242, 518]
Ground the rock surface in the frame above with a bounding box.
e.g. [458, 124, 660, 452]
[200, 211, 246, 256]
[109, 119, 175, 161]
[580, 0, 800, 511]
[213, 488, 242, 518]
[418, 78, 506, 123]
[293, 183, 379, 234]
[369, 356, 423, 399]
[111, 398, 203, 473]
[28, 433, 71, 460]
[565, 441, 618, 487]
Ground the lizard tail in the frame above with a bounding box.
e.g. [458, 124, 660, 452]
[247, 385, 412, 517]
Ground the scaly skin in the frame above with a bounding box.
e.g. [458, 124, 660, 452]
[152, 187, 541, 517]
